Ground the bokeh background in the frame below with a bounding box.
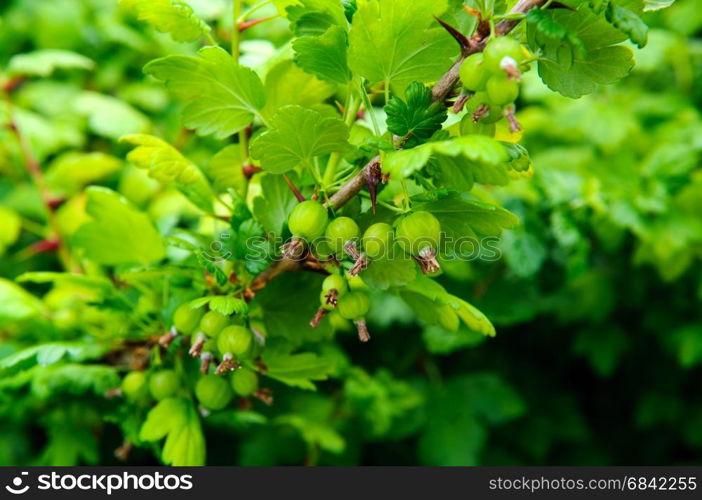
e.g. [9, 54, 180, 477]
[1, 0, 701, 465]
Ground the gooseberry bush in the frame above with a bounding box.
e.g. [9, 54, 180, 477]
[0, 0, 678, 466]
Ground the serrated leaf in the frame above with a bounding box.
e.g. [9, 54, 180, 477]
[384, 82, 447, 142]
[293, 25, 350, 84]
[383, 135, 511, 190]
[250, 105, 349, 174]
[263, 351, 333, 390]
[287, 0, 347, 36]
[121, 134, 214, 212]
[348, 0, 457, 94]
[7, 50, 94, 77]
[145, 46, 266, 138]
[253, 173, 299, 236]
[140, 397, 205, 466]
[528, 8, 634, 98]
[73, 186, 165, 265]
[121, 0, 211, 42]
[189, 295, 248, 316]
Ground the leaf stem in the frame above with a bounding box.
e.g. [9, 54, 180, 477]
[359, 81, 381, 136]
[232, 0, 242, 60]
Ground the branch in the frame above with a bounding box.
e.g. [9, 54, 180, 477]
[251, 0, 547, 292]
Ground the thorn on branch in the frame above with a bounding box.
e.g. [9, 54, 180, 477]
[434, 17, 472, 54]
[365, 157, 382, 214]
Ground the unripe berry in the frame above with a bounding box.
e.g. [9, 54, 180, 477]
[195, 374, 233, 410]
[288, 200, 329, 240]
[362, 222, 394, 260]
[217, 325, 254, 357]
[148, 369, 179, 401]
[325, 216, 359, 254]
[336, 291, 370, 320]
[459, 53, 489, 91]
[460, 114, 496, 136]
[173, 303, 202, 335]
[483, 36, 523, 72]
[396, 211, 441, 256]
[199, 310, 230, 337]
[121, 371, 148, 401]
[322, 274, 348, 296]
[486, 76, 519, 106]
[231, 368, 259, 396]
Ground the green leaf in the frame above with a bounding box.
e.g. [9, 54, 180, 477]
[73, 186, 165, 265]
[528, 8, 634, 98]
[16, 272, 115, 296]
[293, 25, 351, 84]
[359, 254, 417, 290]
[606, 3, 648, 48]
[74, 92, 150, 140]
[257, 274, 334, 345]
[275, 415, 345, 453]
[348, 0, 457, 94]
[189, 295, 249, 316]
[0, 342, 110, 378]
[262, 60, 337, 122]
[206, 144, 246, 196]
[422, 324, 486, 355]
[384, 82, 447, 142]
[253, 173, 299, 236]
[250, 105, 349, 174]
[0, 207, 21, 256]
[401, 275, 495, 336]
[45, 152, 122, 195]
[30, 364, 119, 399]
[263, 350, 333, 390]
[643, 0, 676, 11]
[120, 0, 211, 43]
[413, 192, 519, 239]
[140, 397, 205, 466]
[383, 135, 511, 189]
[121, 134, 214, 212]
[344, 368, 424, 437]
[0, 278, 45, 328]
[7, 50, 94, 77]
[287, 0, 348, 36]
[145, 46, 266, 138]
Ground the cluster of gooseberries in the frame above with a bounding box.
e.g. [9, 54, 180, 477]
[458, 36, 524, 134]
[121, 302, 266, 413]
[285, 201, 444, 341]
